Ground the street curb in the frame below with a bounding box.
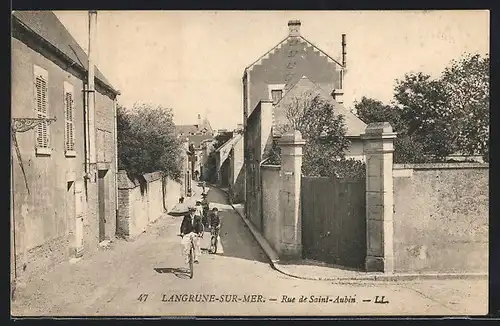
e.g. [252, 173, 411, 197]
[216, 186, 279, 264]
[216, 186, 488, 282]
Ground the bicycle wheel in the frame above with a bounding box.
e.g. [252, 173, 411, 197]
[189, 245, 194, 279]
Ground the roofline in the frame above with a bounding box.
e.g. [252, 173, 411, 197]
[273, 75, 313, 107]
[300, 36, 344, 67]
[215, 133, 242, 153]
[12, 15, 120, 97]
[244, 35, 345, 74]
[244, 36, 289, 72]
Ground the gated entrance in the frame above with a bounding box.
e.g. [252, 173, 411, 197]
[301, 176, 366, 269]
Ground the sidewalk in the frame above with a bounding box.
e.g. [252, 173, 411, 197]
[218, 187, 488, 282]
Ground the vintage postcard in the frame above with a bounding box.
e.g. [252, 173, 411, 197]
[11, 10, 489, 317]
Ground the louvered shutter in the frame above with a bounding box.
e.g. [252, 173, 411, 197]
[35, 74, 49, 148]
[64, 90, 75, 152]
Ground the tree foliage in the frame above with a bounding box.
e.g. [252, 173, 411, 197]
[271, 92, 365, 178]
[117, 103, 184, 181]
[442, 53, 489, 158]
[354, 53, 489, 163]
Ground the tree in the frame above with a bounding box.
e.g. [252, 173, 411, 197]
[117, 103, 184, 181]
[272, 92, 364, 178]
[354, 53, 489, 163]
[393, 72, 459, 160]
[441, 53, 489, 159]
[354, 96, 429, 163]
[354, 96, 404, 132]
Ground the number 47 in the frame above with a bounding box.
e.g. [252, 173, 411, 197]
[138, 293, 149, 302]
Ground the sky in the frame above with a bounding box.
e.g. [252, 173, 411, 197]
[54, 10, 489, 130]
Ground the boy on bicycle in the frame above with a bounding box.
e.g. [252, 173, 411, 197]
[209, 207, 221, 253]
[180, 206, 204, 267]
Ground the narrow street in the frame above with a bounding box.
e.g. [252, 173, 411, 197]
[12, 187, 487, 317]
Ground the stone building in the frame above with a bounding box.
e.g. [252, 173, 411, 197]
[176, 114, 215, 181]
[242, 19, 367, 227]
[213, 131, 245, 203]
[11, 11, 120, 289]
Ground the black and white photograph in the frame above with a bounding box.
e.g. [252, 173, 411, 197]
[10, 10, 489, 316]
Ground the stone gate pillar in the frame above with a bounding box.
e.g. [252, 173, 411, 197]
[278, 130, 306, 259]
[361, 122, 397, 273]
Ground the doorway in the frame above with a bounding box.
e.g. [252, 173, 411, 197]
[98, 170, 108, 242]
[74, 180, 84, 257]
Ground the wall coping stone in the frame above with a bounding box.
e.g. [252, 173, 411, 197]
[261, 164, 281, 170]
[394, 163, 489, 170]
[117, 170, 164, 189]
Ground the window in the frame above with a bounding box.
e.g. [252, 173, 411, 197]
[34, 65, 50, 155]
[268, 84, 286, 105]
[271, 89, 283, 104]
[64, 82, 76, 156]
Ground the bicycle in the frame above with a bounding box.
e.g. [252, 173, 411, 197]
[178, 233, 196, 279]
[210, 226, 220, 254]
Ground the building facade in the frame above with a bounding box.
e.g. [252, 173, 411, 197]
[242, 19, 367, 227]
[176, 114, 215, 182]
[11, 11, 120, 288]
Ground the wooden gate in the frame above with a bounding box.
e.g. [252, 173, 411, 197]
[301, 176, 366, 269]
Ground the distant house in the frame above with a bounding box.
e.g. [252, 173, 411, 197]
[11, 10, 120, 284]
[176, 114, 215, 181]
[273, 75, 366, 159]
[242, 19, 367, 230]
[213, 132, 245, 203]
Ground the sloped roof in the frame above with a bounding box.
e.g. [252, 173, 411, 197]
[245, 35, 344, 73]
[12, 10, 119, 95]
[176, 124, 200, 135]
[215, 133, 243, 153]
[274, 76, 367, 137]
[176, 117, 214, 137]
[185, 135, 214, 149]
[215, 133, 243, 167]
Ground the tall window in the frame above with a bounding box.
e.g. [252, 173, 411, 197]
[271, 89, 283, 104]
[64, 82, 76, 156]
[34, 65, 49, 154]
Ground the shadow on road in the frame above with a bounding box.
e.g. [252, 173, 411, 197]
[154, 267, 192, 279]
[205, 188, 270, 264]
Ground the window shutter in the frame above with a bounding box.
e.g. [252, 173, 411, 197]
[34, 73, 49, 148]
[64, 83, 75, 153]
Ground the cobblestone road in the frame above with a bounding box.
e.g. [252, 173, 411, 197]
[11, 188, 488, 317]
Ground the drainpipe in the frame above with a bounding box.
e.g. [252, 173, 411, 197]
[10, 149, 16, 298]
[341, 33, 347, 89]
[88, 10, 97, 176]
[84, 83, 90, 196]
[113, 97, 118, 217]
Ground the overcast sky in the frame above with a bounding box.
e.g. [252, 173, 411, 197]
[54, 10, 489, 130]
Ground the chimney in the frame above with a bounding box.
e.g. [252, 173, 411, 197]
[197, 114, 202, 127]
[341, 34, 347, 69]
[288, 20, 301, 37]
